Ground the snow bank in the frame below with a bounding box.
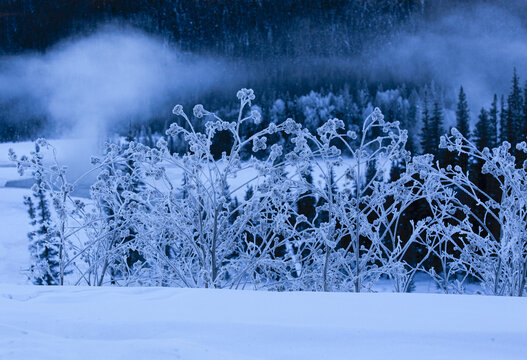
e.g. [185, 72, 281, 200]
[0, 285, 526, 360]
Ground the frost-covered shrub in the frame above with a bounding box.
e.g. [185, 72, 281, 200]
[85, 140, 149, 285]
[84, 89, 302, 288]
[432, 130, 527, 296]
[280, 107, 432, 292]
[10, 89, 527, 296]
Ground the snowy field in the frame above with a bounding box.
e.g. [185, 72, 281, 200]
[1, 140, 527, 359]
[0, 188, 31, 285]
[1, 286, 527, 360]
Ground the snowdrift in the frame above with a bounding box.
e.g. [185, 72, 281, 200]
[1, 286, 526, 360]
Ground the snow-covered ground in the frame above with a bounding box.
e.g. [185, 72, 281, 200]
[1, 286, 526, 360]
[0, 188, 31, 285]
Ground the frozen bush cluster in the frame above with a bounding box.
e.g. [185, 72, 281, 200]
[11, 89, 527, 296]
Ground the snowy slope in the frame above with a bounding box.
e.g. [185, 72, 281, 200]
[1, 286, 526, 360]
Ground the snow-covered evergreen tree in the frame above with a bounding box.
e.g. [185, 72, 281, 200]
[23, 143, 60, 285]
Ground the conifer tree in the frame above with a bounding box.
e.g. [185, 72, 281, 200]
[430, 101, 444, 160]
[506, 69, 524, 151]
[405, 91, 419, 155]
[455, 86, 470, 138]
[24, 144, 59, 285]
[455, 86, 470, 172]
[420, 94, 433, 155]
[471, 108, 494, 195]
[499, 95, 507, 144]
[470, 107, 502, 238]
[488, 95, 498, 149]
[473, 108, 490, 150]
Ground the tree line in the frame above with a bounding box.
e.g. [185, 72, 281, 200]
[1, 0, 422, 55]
